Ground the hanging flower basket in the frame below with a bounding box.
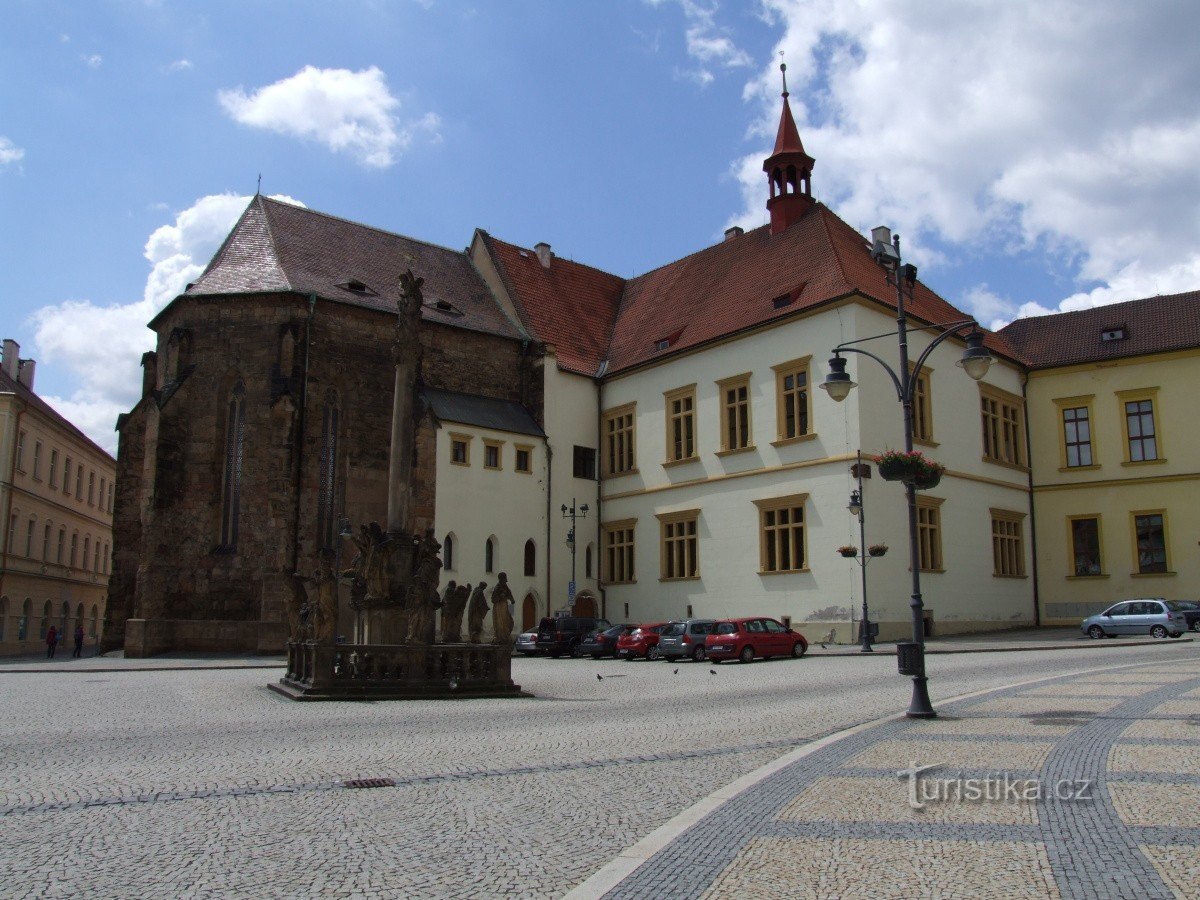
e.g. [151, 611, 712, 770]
[912, 467, 943, 490]
[837, 546, 859, 558]
[867, 544, 889, 557]
[874, 450, 944, 489]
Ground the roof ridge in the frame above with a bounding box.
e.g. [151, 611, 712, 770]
[256, 195, 293, 293]
[0, 369, 115, 462]
[466, 231, 530, 341]
[816, 205, 857, 297]
[626, 223, 773, 282]
[1002, 289, 1200, 329]
[485, 232, 625, 282]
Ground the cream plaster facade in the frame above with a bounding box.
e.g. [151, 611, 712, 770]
[0, 344, 115, 656]
[1028, 349, 1200, 624]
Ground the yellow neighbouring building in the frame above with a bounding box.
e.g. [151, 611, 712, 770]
[999, 291, 1200, 625]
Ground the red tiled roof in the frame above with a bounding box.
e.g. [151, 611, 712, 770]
[172, 196, 524, 340]
[772, 95, 808, 157]
[481, 233, 625, 377]
[998, 290, 1200, 369]
[0, 368, 115, 463]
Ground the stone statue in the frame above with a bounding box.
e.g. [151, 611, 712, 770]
[490, 572, 515, 646]
[394, 269, 426, 369]
[309, 551, 338, 643]
[407, 529, 443, 644]
[467, 581, 489, 644]
[350, 523, 394, 605]
[439, 580, 464, 643]
[285, 574, 311, 642]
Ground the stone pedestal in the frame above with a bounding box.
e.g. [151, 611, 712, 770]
[270, 641, 526, 701]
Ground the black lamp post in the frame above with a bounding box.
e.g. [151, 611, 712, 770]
[846, 453, 876, 652]
[334, 515, 352, 644]
[561, 499, 589, 607]
[819, 227, 994, 718]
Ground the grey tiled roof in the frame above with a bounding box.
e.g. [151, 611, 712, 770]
[421, 387, 544, 437]
[176, 196, 525, 340]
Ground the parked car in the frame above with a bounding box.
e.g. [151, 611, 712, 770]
[1173, 600, 1200, 632]
[706, 617, 809, 663]
[578, 624, 631, 659]
[514, 630, 538, 656]
[616, 622, 669, 660]
[1081, 599, 1187, 639]
[535, 616, 610, 658]
[658, 619, 717, 662]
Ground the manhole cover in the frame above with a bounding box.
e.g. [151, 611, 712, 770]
[343, 778, 395, 789]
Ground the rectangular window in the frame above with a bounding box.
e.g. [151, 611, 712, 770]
[1124, 398, 1158, 462]
[1133, 512, 1167, 574]
[911, 366, 934, 444]
[107, 483, 114, 513]
[32, 441, 42, 479]
[449, 433, 471, 466]
[42, 524, 50, 561]
[70, 533, 78, 568]
[573, 445, 597, 480]
[25, 519, 34, 557]
[49, 449, 58, 488]
[980, 385, 1025, 467]
[754, 494, 807, 573]
[916, 497, 944, 572]
[15, 431, 25, 471]
[717, 374, 752, 452]
[773, 357, 811, 442]
[657, 509, 699, 580]
[1062, 406, 1093, 467]
[483, 440, 503, 470]
[75, 464, 83, 500]
[603, 520, 636, 584]
[514, 445, 532, 474]
[1069, 516, 1103, 576]
[602, 403, 637, 476]
[57, 528, 64, 564]
[63, 457, 72, 494]
[664, 386, 697, 463]
[991, 509, 1025, 577]
[88, 471, 96, 505]
[99, 477, 106, 508]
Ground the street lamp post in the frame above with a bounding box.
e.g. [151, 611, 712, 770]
[561, 499, 589, 608]
[847, 452, 875, 652]
[820, 228, 994, 718]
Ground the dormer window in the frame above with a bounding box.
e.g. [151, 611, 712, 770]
[653, 327, 685, 353]
[431, 298, 463, 317]
[772, 282, 806, 310]
[655, 339, 671, 352]
[772, 294, 792, 310]
[336, 278, 377, 296]
[1101, 327, 1127, 342]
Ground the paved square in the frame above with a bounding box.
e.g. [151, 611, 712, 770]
[777, 775, 1038, 825]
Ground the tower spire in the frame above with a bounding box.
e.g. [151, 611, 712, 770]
[763, 63, 815, 234]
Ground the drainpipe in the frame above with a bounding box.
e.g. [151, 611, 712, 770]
[1021, 369, 1040, 626]
[0, 404, 25, 604]
[594, 373, 607, 621]
[292, 295, 316, 578]
[544, 441, 552, 619]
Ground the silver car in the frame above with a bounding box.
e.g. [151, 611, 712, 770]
[657, 619, 716, 661]
[1082, 598, 1187, 639]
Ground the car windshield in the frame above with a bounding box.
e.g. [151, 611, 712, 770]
[1164, 600, 1186, 611]
[662, 624, 685, 637]
[603, 625, 625, 637]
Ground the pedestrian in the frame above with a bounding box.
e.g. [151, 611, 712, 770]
[73, 624, 85, 658]
[46, 625, 58, 658]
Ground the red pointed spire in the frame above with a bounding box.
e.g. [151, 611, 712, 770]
[763, 63, 816, 234]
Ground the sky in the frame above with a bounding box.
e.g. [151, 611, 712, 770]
[3, 0, 1199, 454]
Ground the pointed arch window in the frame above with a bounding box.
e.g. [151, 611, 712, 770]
[444, 534, 455, 571]
[585, 544, 593, 579]
[220, 382, 247, 549]
[524, 540, 536, 577]
[316, 391, 340, 550]
[485, 537, 495, 574]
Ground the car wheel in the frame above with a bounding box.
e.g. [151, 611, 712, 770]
[1151, 625, 1168, 639]
[625, 653, 636, 662]
[571, 644, 584, 658]
[647, 646, 662, 661]
[1192, 621, 1200, 633]
[1169, 632, 1183, 639]
[1087, 625, 1105, 640]
[591, 653, 603, 660]
[692, 646, 706, 662]
[549, 652, 562, 659]
[792, 641, 807, 658]
[739, 645, 755, 664]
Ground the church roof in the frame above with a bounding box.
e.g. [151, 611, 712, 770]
[421, 387, 544, 437]
[176, 196, 525, 340]
[479, 232, 625, 377]
[998, 290, 1200, 369]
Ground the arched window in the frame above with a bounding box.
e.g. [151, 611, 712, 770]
[40, 600, 51, 638]
[83, 536, 90, 570]
[70, 533, 78, 568]
[90, 604, 98, 637]
[75, 603, 84, 630]
[316, 391, 339, 550]
[94, 541, 101, 572]
[443, 534, 455, 571]
[524, 540, 536, 577]
[61, 600, 70, 631]
[20, 599, 30, 640]
[220, 381, 246, 548]
[42, 524, 50, 561]
[56, 528, 65, 564]
[25, 517, 34, 557]
[485, 537, 495, 574]
[585, 544, 594, 579]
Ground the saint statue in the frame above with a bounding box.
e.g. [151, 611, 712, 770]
[439, 580, 466, 643]
[407, 529, 443, 644]
[467, 581, 489, 644]
[490, 572, 515, 646]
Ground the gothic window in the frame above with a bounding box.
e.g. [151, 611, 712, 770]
[444, 534, 455, 571]
[485, 537, 495, 574]
[524, 540, 536, 577]
[585, 544, 593, 579]
[219, 382, 247, 549]
[316, 392, 339, 550]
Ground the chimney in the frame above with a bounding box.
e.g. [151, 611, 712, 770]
[534, 242, 552, 269]
[1, 339, 18, 379]
[724, 226, 744, 242]
[141, 351, 158, 399]
[17, 359, 35, 391]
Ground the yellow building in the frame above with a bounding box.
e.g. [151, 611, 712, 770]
[1000, 292, 1200, 624]
[0, 339, 115, 656]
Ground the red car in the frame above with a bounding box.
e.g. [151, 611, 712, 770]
[616, 622, 669, 660]
[705, 617, 808, 663]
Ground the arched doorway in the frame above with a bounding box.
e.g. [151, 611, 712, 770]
[521, 593, 537, 631]
[574, 591, 597, 618]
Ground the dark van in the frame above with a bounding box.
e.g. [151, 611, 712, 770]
[535, 616, 610, 657]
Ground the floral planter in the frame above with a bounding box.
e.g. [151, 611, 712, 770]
[867, 546, 888, 558]
[912, 469, 942, 491]
[838, 548, 858, 558]
[877, 458, 912, 481]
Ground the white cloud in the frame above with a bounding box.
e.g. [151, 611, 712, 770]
[166, 58, 193, 72]
[731, 0, 1200, 320]
[0, 137, 25, 167]
[218, 66, 438, 168]
[82, 54, 103, 68]
[31, 193, 303, 452]
[648, 0, 752, 85]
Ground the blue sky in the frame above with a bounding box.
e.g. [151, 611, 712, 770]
[3, 0, 1199, 452]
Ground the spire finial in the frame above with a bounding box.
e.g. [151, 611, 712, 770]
[779, 56, 788, 98]
[256, 173, 262, 196]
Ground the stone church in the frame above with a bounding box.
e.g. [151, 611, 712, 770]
[107, 83, 1046, 656]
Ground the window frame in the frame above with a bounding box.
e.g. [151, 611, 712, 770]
[602, 402, 638, 477]
[909, 364, 937, 447]
[514, 443, 533, 474]
[573, 445, 597, 480]
[915, 495, 945, 573]
[1066, 514, 1106, 579]
[716, 373, 754, 455]
[990, 508, 1027, 578]
[753, 493, 809, 574]
[1117, 388, 1164, 465]
[1053, 395, 1098, 470]
[1130, 509, 1172, 576]
[656, 508, 700, 581]
[448, 432, 472, 467]
[771, 356, 814, 446]
[483, 439, 504, 471]
[663, 385, 698, 466]
[979, 383, 1026, 470]
[602, 518, 637, 585]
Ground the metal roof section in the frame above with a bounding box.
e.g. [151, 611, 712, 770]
[421, 387, 544, 437]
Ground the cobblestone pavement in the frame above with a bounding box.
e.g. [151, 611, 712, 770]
[1, 642, 1196, 898]
[581, 652, 1200, 900]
